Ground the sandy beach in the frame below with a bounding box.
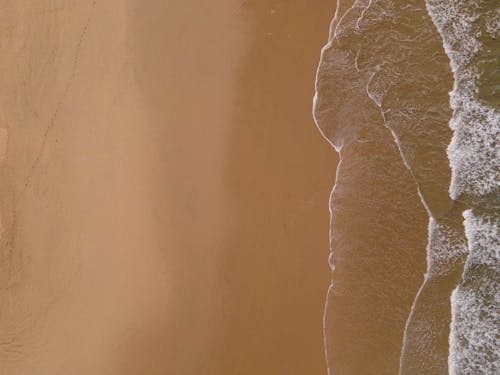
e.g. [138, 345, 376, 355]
[0, 1, 336, 374]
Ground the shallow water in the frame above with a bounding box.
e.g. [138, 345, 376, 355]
[426, 1, 500, 373]
[314, 0, 499, 373]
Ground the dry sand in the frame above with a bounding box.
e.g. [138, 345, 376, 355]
[0, 1, 336, 374]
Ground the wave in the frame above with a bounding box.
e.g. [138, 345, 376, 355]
[314, 0, 498, 373]
[425, 0, 500, 373]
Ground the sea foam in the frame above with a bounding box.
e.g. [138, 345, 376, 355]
[314, 1, 447, 373]
[315, 0, 499, 374]
[449, 211, 499, 373]
[425, 0, 500, 373]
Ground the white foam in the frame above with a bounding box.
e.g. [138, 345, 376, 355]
[425, 0, 500, 200]
[425, 1, 500, 372]
[447, 102, 500, 200]
[449, 211, 500, 374]
[484, 7, 500, 38]
[314, 1, 499, 372]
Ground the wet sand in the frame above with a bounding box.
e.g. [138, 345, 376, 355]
[0, 1, 336, 374]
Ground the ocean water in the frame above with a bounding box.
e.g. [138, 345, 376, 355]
[313, 0, 499, 374]
[425, 1, 500, 373]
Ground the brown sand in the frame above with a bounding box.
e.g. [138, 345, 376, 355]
[0, 1, 336, 374]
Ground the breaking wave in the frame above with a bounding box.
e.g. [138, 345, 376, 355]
[313, 0, 498, 373]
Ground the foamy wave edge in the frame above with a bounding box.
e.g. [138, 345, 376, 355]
[425, 0, 500, 373]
